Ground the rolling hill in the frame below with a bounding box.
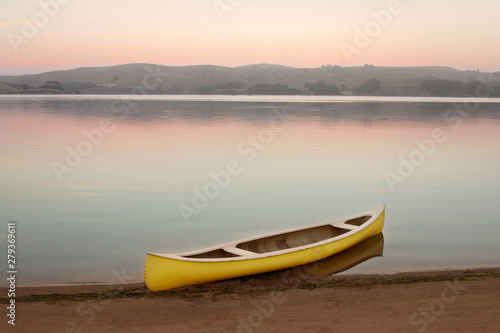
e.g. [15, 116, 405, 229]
[1, 63, 499, 96]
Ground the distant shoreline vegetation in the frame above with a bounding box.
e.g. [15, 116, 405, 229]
[419, 79, 500, 97]
[1, 78, 499, 97]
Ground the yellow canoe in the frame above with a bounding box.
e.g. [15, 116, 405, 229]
[145, 204, 385, 291]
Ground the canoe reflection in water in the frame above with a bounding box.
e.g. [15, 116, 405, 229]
[283, 232, 384, 279]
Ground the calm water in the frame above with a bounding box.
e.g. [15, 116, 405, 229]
[1, 95, 499, 285]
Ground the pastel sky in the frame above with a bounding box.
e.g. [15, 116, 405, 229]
[1, 0, 499, 75]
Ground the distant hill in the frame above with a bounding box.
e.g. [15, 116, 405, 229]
[1, 63, 499, 96]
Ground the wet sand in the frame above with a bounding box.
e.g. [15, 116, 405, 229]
[1, 268, 499, 333]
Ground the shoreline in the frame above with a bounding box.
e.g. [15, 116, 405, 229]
[3, 267, 499, 300]
[2, 93, 500, 103]
[2, 267, 499, 333]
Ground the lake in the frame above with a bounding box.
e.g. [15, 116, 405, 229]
[1, 95, 499, 285]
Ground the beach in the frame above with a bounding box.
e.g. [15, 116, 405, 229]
[2, 268, 499, 333]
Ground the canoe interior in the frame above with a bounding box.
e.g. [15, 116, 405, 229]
[183, 215, 372, 258]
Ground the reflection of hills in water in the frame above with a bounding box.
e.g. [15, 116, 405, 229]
[2, 97, 500, 122]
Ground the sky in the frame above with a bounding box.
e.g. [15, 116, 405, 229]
[1, 0, 499, 75]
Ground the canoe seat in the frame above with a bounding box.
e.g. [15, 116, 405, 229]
[236, 225, 349, 254]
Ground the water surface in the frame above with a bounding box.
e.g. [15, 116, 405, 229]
[0, 95, 499, 285]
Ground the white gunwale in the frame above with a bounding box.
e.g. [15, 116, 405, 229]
[148, 204, 386, 262]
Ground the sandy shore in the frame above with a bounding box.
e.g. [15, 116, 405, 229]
[2, 268, 499, 332]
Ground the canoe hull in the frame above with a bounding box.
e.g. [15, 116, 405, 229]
[145, 207, 385, 291]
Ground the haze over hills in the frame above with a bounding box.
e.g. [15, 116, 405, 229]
[1, 63, 499, 96]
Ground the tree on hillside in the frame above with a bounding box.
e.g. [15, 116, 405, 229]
[420, 79, 462, 96]
[198, 81, 246, 94]
[62, 81, 97, 92]
[40, 80, 64, 90]
[354, 79, 381, 94]
[306, 80, 340, 95]
[320, 64, 342, 70]
[462, 81, 479, 96]
[246, 83, 303, 95]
